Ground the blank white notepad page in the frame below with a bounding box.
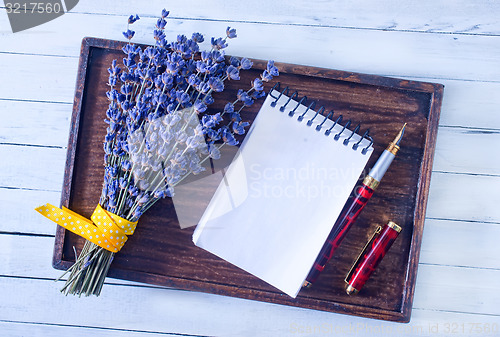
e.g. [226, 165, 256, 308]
[193, 90, 373, 298]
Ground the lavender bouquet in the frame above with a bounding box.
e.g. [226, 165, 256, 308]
[56, 10, 279, 296]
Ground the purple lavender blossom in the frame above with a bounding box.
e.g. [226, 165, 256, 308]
[154, 29, 166, 42]
[201, 113, 223, 128]
[232, 121, 250, 135]
[261, 70, 273, 82]
[123, 29, 135, 40]
[252, 90, 266, 99]
[192, 32, 204, 43]
[221, 127, 239, 146]
[240, 58, 253, 70]
[195, 60, 209, 74]
[226, 27, 237, 39]
[187, 74, 200, 87]
[211, 37, 228, 50]
[208, 77, 224, 92]
[156, 18, 167, 29]
[252, 78, 264, 91]
[194, 100, 207, 113]
[128, 14, 140, 24]
[229, 56, 240, 67]
[237, 89, 254, 106]
[267, 60, 279, 76]
[224, 102, 234, 114]
[122, 160, 132, 171]
[204, 95, 214, 105]
[229, 111, 242, 122]
[226, 65, 240, 80]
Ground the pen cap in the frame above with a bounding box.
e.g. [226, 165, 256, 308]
[345, 221, 402, 295]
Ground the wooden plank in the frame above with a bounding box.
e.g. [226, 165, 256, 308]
[426, 172, 500, 223]
[0, 54, 78, 103]
[0, 100, 72, 147]
[0, 124, 497, 236]
[0, 234, 166, 291]
[2, 30, 500, 131]
[0, 144, 66, 191]
[0, 321, 191, 337]
[2, 123, 498, 185]
[0, 188, 61, 235]
[1, 310, 499, 337]
[436, 79, 500, 129]
[5, 234, 500, 334]
[3, 78, 500, 152]
[3, 217, 499, 281]
[0, 11, 499, 82]
[420, 219, 500, 270]
[412, 264, 500, 316]
[4, 129, 499, 229]
[70, 0, 500, 36]
[1, 103, 499, 178]
[1, 130, 498, 237]
[1, 233, 499, 333]
[432, 127, 500, 176]
[0, 266, 497, 337]
[286, 308, 500, 337]
[0, 235, 73, 279]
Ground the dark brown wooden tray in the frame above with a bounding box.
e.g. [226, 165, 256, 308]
[53, 37, 443, 322]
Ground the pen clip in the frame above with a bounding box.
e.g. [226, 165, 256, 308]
[344, 225, 382, 284]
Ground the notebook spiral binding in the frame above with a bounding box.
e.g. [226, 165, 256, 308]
[269, 83, 373, 155]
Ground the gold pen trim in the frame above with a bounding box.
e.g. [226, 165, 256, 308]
[386, 143, 400, 155]
[362, 175, 380, 190]
[344, 225, 382, 285]
[387, 221, 402, 233]
[346, 284, 359, 296]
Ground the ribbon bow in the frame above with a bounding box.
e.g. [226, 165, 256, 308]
[35, 203, 138, 253]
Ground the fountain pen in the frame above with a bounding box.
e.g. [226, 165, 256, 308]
[303, 124, 407, 287]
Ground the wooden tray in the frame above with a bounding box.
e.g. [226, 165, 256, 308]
[53, 37, 443, 322]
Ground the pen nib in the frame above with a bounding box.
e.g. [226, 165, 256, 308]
[393, 123, 407, 147]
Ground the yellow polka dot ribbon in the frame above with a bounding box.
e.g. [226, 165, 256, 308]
[35, 203, 138, 253]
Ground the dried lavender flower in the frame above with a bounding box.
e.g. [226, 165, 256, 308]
[63, 8, 279, 297]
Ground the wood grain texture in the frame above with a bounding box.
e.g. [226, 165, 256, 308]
[420, 219, 500, 270]
[423, 79, 500, 129]
[426, 172, 500, 223]
[0, 274, 498, 337]
[1, 10, 499, 83]
[4, 167, 498, 237]
[0, 145, 66, 190]
[0, 100, 72, 147]
[69, 0, 500, 36]
[433, 127, 500, 175]
[1, 1, 499, 335]
[4, 229, 500, 287]
[0, 53, 78, 103]
[0, 188, 61, 235]
[50, 38, 443, 322]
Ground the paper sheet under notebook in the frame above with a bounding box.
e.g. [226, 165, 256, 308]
[193, 91, 373, 298]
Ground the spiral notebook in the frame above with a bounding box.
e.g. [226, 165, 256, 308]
[193, 87, 374, 298]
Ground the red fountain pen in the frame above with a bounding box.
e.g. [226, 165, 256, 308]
[303, 124, 407, 287]
[345, 221, 402, 295]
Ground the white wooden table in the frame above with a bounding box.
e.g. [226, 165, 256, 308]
[1, 1, 499, 336]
